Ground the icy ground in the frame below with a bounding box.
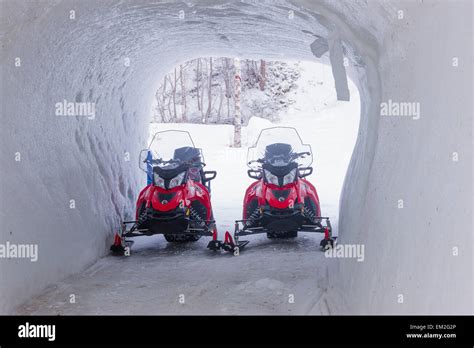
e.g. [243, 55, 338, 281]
[16, 61, 359, 315]
[17, 236, 335, 315]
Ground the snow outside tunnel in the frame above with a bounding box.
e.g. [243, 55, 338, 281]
[0, 0, 472, 315]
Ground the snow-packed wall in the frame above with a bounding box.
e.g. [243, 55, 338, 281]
[0, 0, 472, 314]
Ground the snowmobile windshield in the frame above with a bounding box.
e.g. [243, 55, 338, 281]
[247, 127, 313, 169]
[148, 130, 204, 166]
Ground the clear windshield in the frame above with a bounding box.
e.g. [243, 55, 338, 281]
[247, 127, 313, 169]
[139, 130, 203, 172]
[149, 130, 197, 160]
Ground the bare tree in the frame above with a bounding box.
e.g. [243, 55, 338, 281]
[217, 86, 223, 122]
[259, 59, 266, 91]
[166, 75, 173, 122]
[155, 88, 166, 122]
[245, 59, 250, 84]
[159, 75, 168, 122]
[196, 58, 201, 112]
[172, 68, 177, 121]
[180, 64, 187, 122]
[233, 58, 242, 147]
[205, 57, 213, 123]
[155, 56, 271, 125]
[162, 75, 167, 105]
[200, 58, 206, 120]
[223, 57, 233, 120]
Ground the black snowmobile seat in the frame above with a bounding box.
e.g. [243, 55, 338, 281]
[264, 143, 293, 163]
[173, 146, 202, 163]
[173, 146, 203, 183]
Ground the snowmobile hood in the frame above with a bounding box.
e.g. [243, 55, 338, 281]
[262, 161, 298, 177]
[154, 163, 187, 180]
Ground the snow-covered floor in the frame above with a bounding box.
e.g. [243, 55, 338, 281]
[16, 61, 359, 315]
[17, 235, 334, 315]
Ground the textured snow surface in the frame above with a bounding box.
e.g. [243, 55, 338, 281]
[16, 235, 338, 315]
[1, 0, 472, 314]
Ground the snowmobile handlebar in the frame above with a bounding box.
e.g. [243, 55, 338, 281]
[291, 151, 311, 160]
[248, 151, 311, 167]
[247, 159, 264, 166]
[146, 158, 206, 167]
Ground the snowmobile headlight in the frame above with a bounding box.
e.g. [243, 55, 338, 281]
[264, 169, 279, 186]
[282, 169, 297, 186]
[153, 173, 166, 188]
[168, 171, 186, 189]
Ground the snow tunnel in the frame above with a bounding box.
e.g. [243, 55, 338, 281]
[0, 0, 472, 314]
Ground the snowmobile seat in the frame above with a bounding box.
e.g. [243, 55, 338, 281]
[264, 143, 293, 165]
[173, 146, 206, 186]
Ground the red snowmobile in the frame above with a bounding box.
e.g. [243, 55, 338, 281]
[111, 130, 217, 254]
[216, 126, 335, 253]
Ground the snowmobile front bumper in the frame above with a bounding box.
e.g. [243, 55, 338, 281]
[110, 216, 215, 255]
[136, 207, 191, 235]
[123, 220, 215, 238]
[235, 215, 332, 235]
[259, 207, 307, 232]
[222, 214, 335, 253]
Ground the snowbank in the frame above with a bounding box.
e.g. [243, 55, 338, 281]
[1, 0, 471, 314]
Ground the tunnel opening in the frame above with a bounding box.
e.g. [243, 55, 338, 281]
[144, 57, 361, 239]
